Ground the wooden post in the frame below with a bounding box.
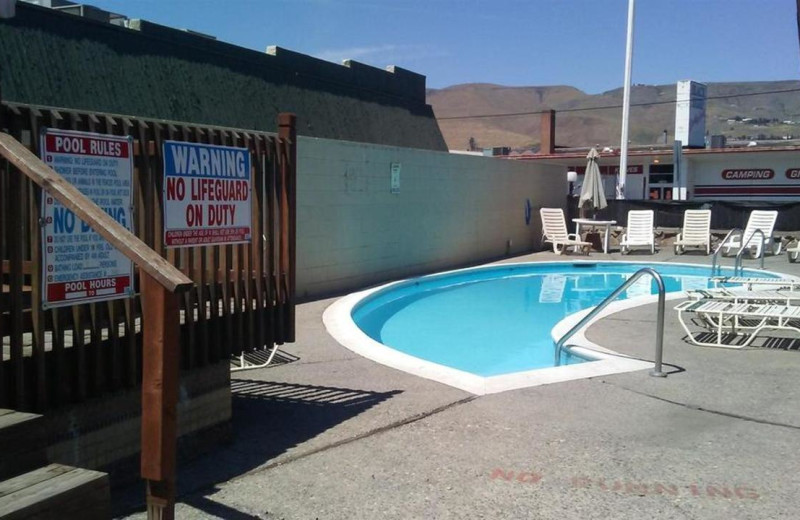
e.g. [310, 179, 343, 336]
[277, 113, 296, 342]
[140, 272, 181, 520]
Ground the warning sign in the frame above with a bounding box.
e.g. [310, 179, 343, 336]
[40, 129, 135, 308]
[162, 141, 252, 247]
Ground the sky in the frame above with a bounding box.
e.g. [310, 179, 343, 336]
[83, 0, 799, 94]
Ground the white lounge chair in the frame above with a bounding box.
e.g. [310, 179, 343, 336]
[539, 208, 591, 255]
[720, 210, 781, 258]
[787, 240, 800, 263]
[674, 209, 711, 255]
[620, 210, 655, 254]
[675, 299, 800, 348]
[711, 276, 800, 290]
[686, 288, 800, 306]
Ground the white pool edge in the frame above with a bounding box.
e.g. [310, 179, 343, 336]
[322, 261, 796, 395]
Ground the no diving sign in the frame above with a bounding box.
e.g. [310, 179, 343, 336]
[40, 128, 134, 308]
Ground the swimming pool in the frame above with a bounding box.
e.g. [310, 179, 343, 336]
[323, 261, 782, 394]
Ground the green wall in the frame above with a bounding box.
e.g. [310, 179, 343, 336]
[0, 3, 447, 151]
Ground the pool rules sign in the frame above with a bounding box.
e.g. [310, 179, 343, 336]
[40, 129, 134, 308]
[162, 141, 252, 247]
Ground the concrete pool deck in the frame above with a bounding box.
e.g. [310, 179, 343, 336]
[120, 248, 800, 519]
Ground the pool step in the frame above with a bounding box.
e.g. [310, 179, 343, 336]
[0, 410, 46, 482]
[0, 464, 110, 520]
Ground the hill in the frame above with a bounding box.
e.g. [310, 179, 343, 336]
[427, 80, 800, 151]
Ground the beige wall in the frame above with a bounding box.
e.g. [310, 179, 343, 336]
[297, 137, 566, 297]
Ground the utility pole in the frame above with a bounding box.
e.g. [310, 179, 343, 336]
[618, 0, 635, 200]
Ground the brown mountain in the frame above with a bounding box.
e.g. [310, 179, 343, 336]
[427, 80, 800, 151]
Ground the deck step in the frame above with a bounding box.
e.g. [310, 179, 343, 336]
[0, 410, 46, 481]
[0, 464, 110, 520]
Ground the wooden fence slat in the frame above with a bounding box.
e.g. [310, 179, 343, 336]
[51, 307, 69, 406]
[264, 138, 277, 349]
[230, 132, 244, 357]
[89, 301, 103, 395]
[72, 306, 87, 400]
[270, 136, 285, 344]
[252, 137, 266, 353]
[8, 162, 26, 410]
[0, 156, 7, 408]
[278, 114, 297, 343]
[28, 178, 48, 411]
[219, 131, 233, 359]
[190, 127, 209, 367]
[26, 111, 48, 410]
[243, 134, 255, 355]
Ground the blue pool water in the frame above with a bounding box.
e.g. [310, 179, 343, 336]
[352, 262, 777, 377]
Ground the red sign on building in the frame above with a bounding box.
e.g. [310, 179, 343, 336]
[721, 169, 774, 180]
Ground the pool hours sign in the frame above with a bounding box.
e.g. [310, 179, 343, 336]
[162, 141, 252, 247]
[40, 129, 134, 308]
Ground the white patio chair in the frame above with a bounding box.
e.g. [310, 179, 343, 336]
[674, 209, 711, 255]
[720, 210, 781, 258]
[786, 240, 800, 263]
[539, 208, 591, 255]
[620, 210, 655, 254]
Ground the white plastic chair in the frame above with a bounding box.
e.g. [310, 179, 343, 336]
[786, 241, 800, 263]
[620, 210, 655, 254]
[539, 208, 590, 255]
[721, 210, 781, 258]
[674, 209, 711, 255]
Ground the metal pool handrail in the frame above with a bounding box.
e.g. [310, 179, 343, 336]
[710, 228, 741, 277]
[734, 228, 766, 276]
[554, 267, 667, 377]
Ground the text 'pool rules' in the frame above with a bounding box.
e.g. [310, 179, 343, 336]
[40, 128, 134, 308]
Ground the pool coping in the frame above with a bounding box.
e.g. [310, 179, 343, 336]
[322, 260, 794, 395]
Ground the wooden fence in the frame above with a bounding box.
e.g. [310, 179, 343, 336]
[0, 100, 296, 414]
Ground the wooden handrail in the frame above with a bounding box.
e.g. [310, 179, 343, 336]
[0, 132, 192, 293]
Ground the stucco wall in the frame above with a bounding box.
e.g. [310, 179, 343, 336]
[297, 138, 566, 297]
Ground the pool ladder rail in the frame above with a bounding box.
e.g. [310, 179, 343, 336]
[554, 267, 667, 377]
[710, 228, 766, 277]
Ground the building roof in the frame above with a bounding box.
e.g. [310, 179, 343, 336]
[505, 144, 800, 162]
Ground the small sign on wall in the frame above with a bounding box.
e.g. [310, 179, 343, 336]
[390, 162, 401, 194]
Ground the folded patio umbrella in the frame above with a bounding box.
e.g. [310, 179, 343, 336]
[579, 147, 607, 217]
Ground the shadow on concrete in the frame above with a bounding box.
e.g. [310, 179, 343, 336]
[228, 379, 403, 465]
[685, 332, 800, 351]
[229, 348, 301, 370]
[114, 380, 402, 516]
[181, 495, 262, 519]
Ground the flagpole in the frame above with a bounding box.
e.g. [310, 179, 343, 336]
[618, 0, 635, 200]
